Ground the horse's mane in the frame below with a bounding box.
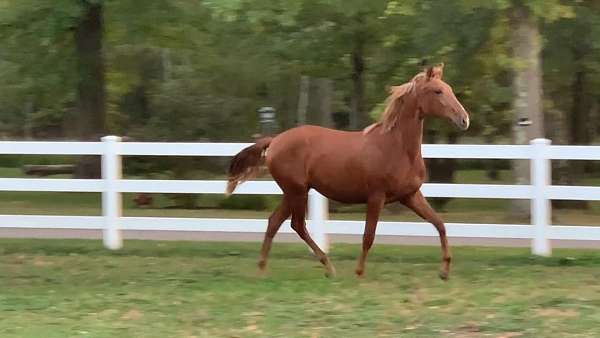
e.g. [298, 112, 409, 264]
[364, 72, 425, 135]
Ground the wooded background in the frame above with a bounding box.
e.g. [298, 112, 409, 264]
[1, 0, 599, 211]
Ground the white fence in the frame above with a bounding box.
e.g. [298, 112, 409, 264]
[2, 137, 600, 256]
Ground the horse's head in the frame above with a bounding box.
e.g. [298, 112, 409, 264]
[416, 64, 470, 130]
[372, 64, 470, 134]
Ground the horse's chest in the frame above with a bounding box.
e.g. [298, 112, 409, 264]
[386, 161, 426, 200]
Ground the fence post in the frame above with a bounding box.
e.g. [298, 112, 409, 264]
[531, 138, 551, 256]
[102, 136, 123, 250]
[308, 190, 330, 253]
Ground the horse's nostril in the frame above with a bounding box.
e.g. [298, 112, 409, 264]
[462, 117, 470, 129]
[456, 115, 469, 130]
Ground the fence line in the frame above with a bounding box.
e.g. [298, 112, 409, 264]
[1, 137, 600, 255]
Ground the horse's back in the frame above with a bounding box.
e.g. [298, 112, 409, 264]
[267, 125, 361, 163]
[277, 124, 358, 140]
[266, 125, 370, 201]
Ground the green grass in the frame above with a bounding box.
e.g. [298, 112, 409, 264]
[1, 239, 600, 337]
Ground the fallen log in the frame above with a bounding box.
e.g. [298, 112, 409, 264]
[22, 164, 76, 177]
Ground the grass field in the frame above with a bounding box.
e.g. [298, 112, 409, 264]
[1, 239, 600, 337]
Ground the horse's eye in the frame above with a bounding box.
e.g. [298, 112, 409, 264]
[434, 89, 442, 95]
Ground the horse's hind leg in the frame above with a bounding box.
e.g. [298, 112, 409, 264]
[289, 192, 336, 278]
[402, 190, 451, 281]
[258, 197, 291, 273]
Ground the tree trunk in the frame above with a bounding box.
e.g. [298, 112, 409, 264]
[296, 75, 310, 126]
[510, 5, 543, 217]
[560, 48, 590, 209]
[350, 33, 366, 130]
[549, 105, 578, 209]
[306, 78, 333, 127]
[317, 78, 333, 127]
[74, 1, 106, 179]
[484, 134, 500, 180]
[569, 67, 588, 147]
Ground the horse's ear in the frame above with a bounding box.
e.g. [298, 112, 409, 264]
[426, 66, 434, 79]
[435, 63, 444, 78]
[426, 63, 444, 80]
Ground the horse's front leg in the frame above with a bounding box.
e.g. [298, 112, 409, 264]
[355, 194, 385, 277]
[402, 190, 451, 280]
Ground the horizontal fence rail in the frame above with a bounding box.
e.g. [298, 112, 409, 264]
[1, 137, 600, 255]
[0, 179, 533, 198]
[4, 215, 600, 241]
[3, 140, 600, 160]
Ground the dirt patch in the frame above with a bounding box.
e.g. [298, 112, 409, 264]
[445, 322, 481, 338]
[121, 309, 144, 320]
[496, 332, 523, 338]
[535, 308, 579, 318]
[32, 258, 53, 266]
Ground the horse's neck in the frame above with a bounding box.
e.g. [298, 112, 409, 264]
[402, 119, 424, 159]
[387, 100, 424, 161]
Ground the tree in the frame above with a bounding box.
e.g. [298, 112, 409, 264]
[0, 0, 80, 138]
[74, 0, 106, 178]
[543, 2, 600, 209]
[509, 3, 544, 215]
[75, 1, 106, 141]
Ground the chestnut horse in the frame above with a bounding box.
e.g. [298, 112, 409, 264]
[226, 64, 469, 280]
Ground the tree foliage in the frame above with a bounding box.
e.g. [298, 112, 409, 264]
[0, 0, 598, 147]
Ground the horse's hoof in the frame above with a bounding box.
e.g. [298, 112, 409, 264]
[257, 261, 269, 276]
[438, 270, 449, 281]
[355, 269, 364, 277]
[325, 267, 337, 279]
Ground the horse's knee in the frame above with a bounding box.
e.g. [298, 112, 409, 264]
[435, 224, 447, 237]
[264, 228, 277, 239]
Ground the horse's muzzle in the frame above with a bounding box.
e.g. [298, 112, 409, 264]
[453, 113, 470, 131]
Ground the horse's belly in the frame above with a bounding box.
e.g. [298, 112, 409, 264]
[308, 165, 369, 203]
[312, 183, 368, 204]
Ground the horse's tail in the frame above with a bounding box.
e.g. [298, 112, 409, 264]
[226, 137, 273, 195]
